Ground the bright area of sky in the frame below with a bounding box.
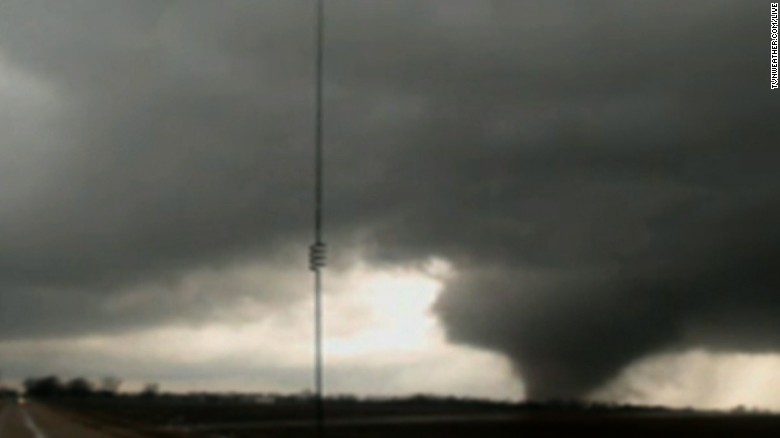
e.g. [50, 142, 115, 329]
[0, 258, 524, 400]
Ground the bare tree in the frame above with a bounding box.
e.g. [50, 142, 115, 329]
[99, 376, 122, 396]
[140, 382, 159, 398]
[24, 375, 64, 398]
[65, 377, 94, 397]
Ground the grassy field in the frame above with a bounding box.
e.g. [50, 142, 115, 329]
[43, 397, 780, 438]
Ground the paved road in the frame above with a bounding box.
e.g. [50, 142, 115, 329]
[0, 402, 146, 438]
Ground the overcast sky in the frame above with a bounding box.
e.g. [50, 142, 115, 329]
[0, 0, 779, 408]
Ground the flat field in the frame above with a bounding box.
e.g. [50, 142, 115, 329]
[46, 398, 780, 438]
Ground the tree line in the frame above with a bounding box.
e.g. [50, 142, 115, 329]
[3, 375, 160, 399]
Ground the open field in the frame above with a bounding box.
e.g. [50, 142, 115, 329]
[38, 397, 780, 438]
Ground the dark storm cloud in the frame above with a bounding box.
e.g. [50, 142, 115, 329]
[0, 0, 317, 337]
[0, 0, 778, 399]
[321, 0, 780, 398]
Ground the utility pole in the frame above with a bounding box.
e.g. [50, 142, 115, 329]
[308, 0, 326, 437]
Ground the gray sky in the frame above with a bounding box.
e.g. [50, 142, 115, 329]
[1, 0, 779, 406]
